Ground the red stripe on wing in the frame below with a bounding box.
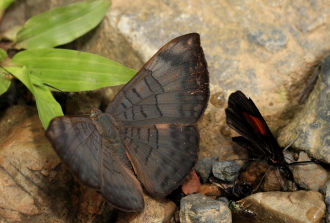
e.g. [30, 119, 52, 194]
[243, 112, 267, 135]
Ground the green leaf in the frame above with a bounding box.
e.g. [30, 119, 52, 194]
[0, 68, 11, 95]
[0, 49, 8, 61]
[5, 67, 34, 92]
[0, 0, 16, 10]
[15, 0, 111, 49]
[34, 82, 64, 129]
[5, 66, 63, 129]
[10, 48, 136, 92]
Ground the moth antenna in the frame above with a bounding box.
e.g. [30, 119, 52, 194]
[283, 132, 302, 151]
[43, 83, 96, 110]
[283, 132, 321, 166]
[288, 160, 320, 166]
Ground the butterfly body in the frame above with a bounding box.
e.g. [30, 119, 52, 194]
[46, 33, 209, 211]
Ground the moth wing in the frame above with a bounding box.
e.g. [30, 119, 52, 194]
[232, 136, 266, 158]
[226, 91, 284, 160]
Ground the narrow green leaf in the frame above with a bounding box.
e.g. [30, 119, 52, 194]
[15, 0, 111, 49]
[10, 48, 136, 92]
[0, 48, 8, 61]
[5, 67, 34, 92]
[5, 66, 63, 129]
[33, 82, 64, 129]
[0, 68, 11, 95]
[0, 0, 16, 10]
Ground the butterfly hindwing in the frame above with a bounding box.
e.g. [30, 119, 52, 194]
[46, 116, 102, 188]
[120, 124, 199, 196]
[100, 139, 144, 211]
[46, 116, 144, 211]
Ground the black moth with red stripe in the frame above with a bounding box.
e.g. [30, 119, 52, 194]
[225, 91, 293, 182]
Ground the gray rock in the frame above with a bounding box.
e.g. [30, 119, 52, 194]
[290, 1, 329, 33]
[195, 157, 219, 183]
[180, 194, 232, 223]
[247, 25, 288, 52]
[323, 181, 330, 223]
[212, 161, 241, 183]
[293, 152, 329, 191]
[233, 191, 325, 223]
[278, 55, 330, 165]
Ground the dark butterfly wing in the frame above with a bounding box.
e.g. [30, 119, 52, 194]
[108, 33, 209, 196]
[46, 116, 144, 211]
[225, 91, 283, 162]
[108, 33, 209, 126]
[232, 136, 267, 158]
[120, 124, 199, 196]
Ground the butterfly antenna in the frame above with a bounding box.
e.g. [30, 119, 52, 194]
[43, 83, 96, 110]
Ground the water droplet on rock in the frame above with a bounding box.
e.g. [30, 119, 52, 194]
[210, 92, 226, 107]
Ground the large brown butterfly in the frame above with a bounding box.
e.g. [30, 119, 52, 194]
[46, 33, 209, 211]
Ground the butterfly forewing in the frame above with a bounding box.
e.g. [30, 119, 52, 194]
[108, 33, 209, 126]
